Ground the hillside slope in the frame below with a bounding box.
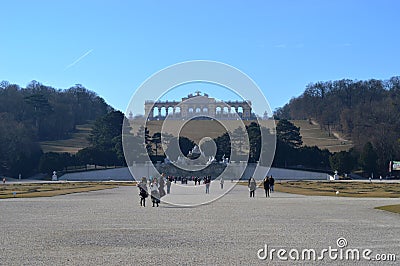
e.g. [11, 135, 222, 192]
[291, 120, 353, 153]
[39, 124, 92, 154]
[145, 119, 351, 153]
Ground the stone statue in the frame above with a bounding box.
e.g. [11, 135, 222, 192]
[52, 171, 58, 181]
[187, 145, 201, 160]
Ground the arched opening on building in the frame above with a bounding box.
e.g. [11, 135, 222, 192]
[238, 106, 244, 114]
[203, 107, 208, 113]
[167, 106, 174, 116]
[160, 106, 167, 117]
[216, 106, 222, 114]
[188, 107, 194, 113]
[153, 108, 159, 118]
[195, 107, 201, 113]
[223, 107, 229, 114]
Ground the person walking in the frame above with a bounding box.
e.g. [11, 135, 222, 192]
[205, 176, 211, 194]
[166, 176, 172, 194]
[220, 178, 224, 189]
[269, 175, 275, 193]
[248, 177, 256, 198]
[150, 178, 160, 207]
[263, 176, 270, 198]
[138, 177, 148, 207]
[159, 174, 166, 198]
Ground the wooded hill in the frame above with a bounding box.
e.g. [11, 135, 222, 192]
[0, 80, 111, 176]
[275, 76, 400, 175]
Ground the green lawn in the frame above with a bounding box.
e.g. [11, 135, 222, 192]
[272, 181, 400, 198]
[0, 182, 136, 199]
[375, 204, 400, 214]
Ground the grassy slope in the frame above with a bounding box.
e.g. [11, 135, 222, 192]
[39, 119, 351, 155]
[291, 120, 353, 152]
[145, 120, 257, 144]
[39, 124, 92, 154]
[146, 119, 352, 152]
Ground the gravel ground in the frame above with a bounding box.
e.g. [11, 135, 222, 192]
[0, 183, 399, 265]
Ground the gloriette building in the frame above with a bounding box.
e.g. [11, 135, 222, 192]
[144, 91, 254, 120]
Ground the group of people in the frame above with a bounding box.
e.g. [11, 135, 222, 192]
[137, 174, 222, 206]
[248, 175, 275, 198]
[165, 175, 209, 185]
[137, 174, 172, 207]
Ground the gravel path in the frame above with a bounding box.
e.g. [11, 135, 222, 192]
[0, 184, 399, 265]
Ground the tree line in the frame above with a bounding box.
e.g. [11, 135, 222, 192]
[275, 76, 400, 176]
[38, 110, 127, 174]
[37, 114, 332, 176]
[0, 80, 111, 176]
[128, 120, 330, 172]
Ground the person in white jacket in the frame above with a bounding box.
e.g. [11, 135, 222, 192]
[150, 178, 160, 207]
[248, 177, 257, 198]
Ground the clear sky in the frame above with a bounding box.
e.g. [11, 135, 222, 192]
[1, 0, 399, 114]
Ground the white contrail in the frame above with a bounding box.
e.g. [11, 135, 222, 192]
[64, 49, 94, 70]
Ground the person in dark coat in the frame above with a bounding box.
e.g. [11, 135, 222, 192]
[166, 176, 172, 194]
[269, 176, 275, 193]
[138, 177, 148, 207]
[159, 174, 166, 198]
[263, 176, 270, 198]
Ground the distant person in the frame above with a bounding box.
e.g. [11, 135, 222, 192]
[166, 177, 172, 194]
[159, 174, 166, 198]
[137, 177, 148, 207]
[150, 178, 160, 207]
[248, 177, 257, 198]
[380, 175, 382, 182]
[2, 177, 5, 184]
[205, 176, 211, 194]
[269, 176, 275, 193]
[263, 176, 270, 198]
[220, 178, 224, 189]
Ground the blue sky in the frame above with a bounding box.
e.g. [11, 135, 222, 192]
[1, 0, 399, 114]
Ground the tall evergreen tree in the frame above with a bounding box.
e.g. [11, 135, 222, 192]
[276, 119, 303, 148]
